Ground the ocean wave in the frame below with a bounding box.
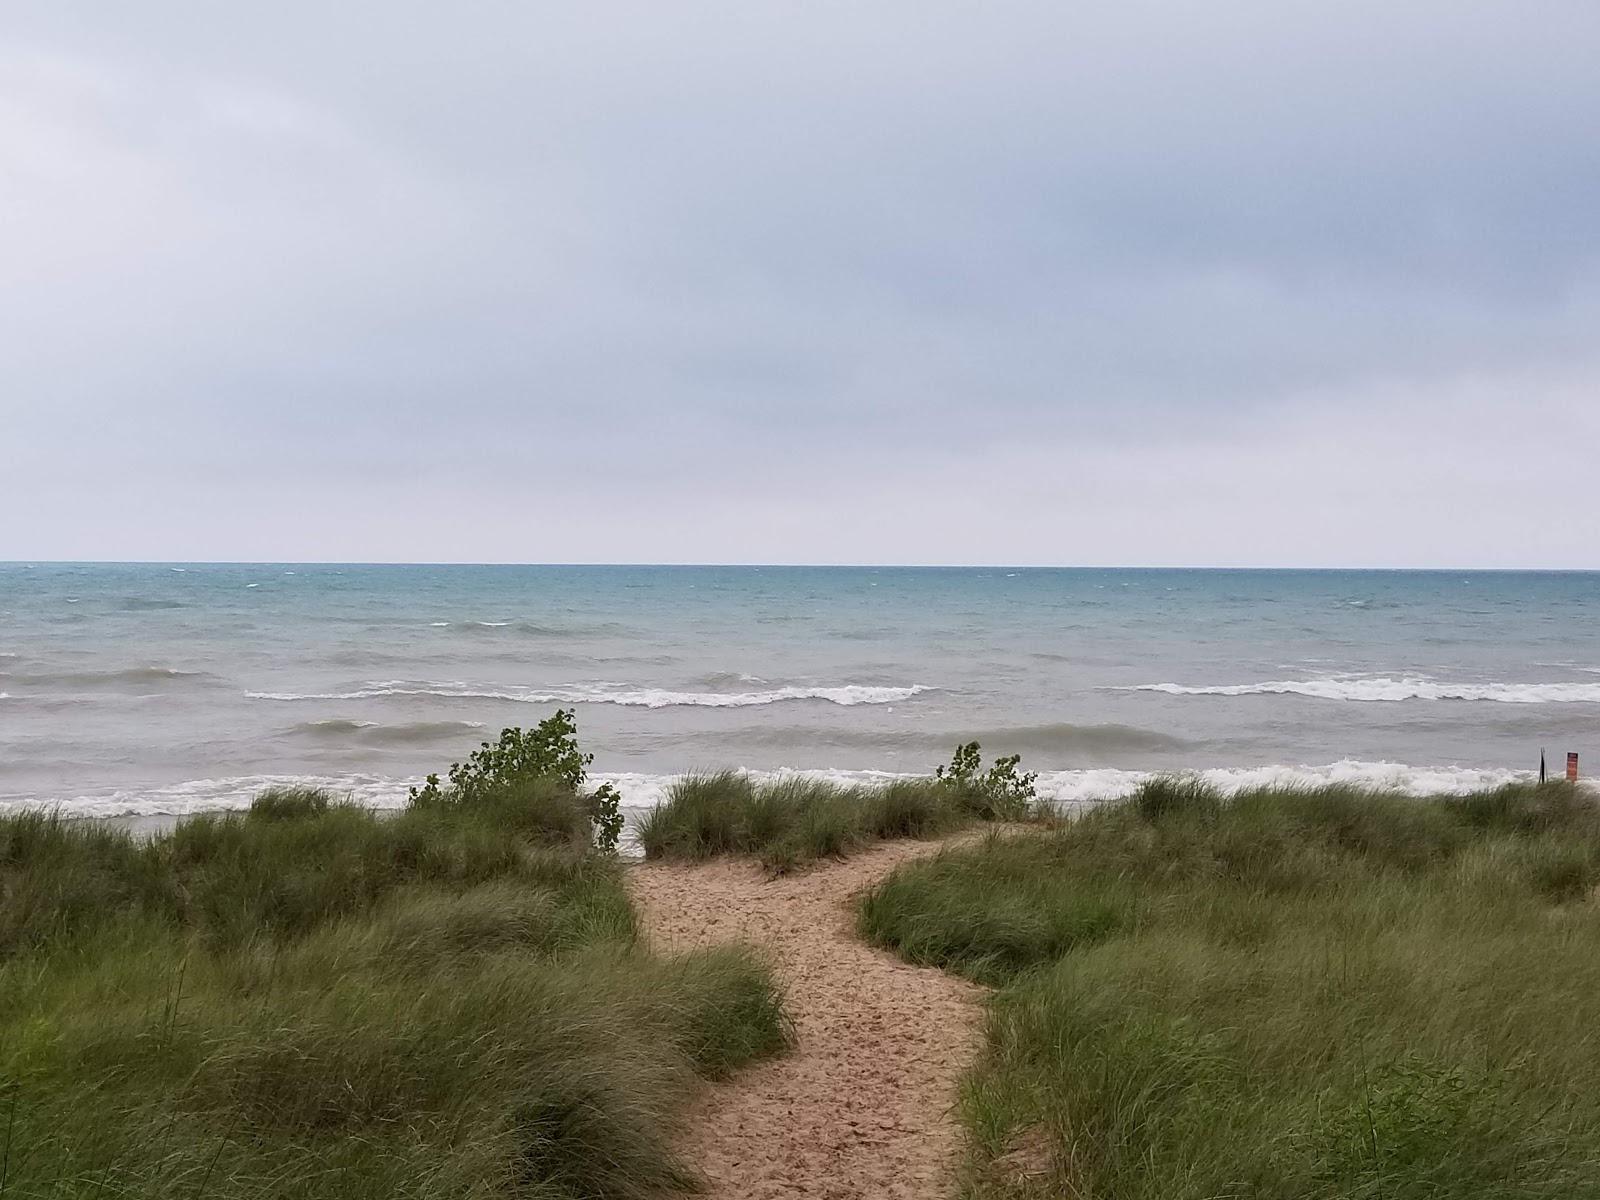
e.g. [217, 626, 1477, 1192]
[248, 680, 933, 708]
[119, 597, 186, 611]
[953, 722, 1189, 754]
[1, 666, 212, 689]
[431, 619, 631, 637]
[676, 720, 1188, 758]
[364, 720, 488, 745]
[288, 718, 487, 745]
[1120, 677, 1600, 703]
[290, 718, 380, 735]
[693, 671, 770, 689]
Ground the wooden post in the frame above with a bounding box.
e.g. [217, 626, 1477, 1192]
[1568, 752, 1580, 783]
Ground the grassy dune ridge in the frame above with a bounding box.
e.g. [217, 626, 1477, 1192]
[637, 746, 1039, 873]
[0, 721, 789, 1198]
[858, 778, 1600, 1198]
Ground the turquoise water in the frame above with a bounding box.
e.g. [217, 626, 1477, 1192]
[3, 564, 1598, 821]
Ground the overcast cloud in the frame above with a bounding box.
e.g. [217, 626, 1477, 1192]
[3, 2, 1598, 565]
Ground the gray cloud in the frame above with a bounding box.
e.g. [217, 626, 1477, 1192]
[3, 1, 1598, 564]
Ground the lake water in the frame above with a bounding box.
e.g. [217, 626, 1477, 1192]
[3, 564, 1597, 824]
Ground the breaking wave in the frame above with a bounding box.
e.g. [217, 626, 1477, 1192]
[674, 720, 1188, 758]
[693, 671, 771, 688]
[248, 680, 933, 708]
[291, 718, 377, 734]
[953, 722, 1189, 755]
[288, 718, 487, 745]
[429, 620, 633, 637]
[1, 773, 416, 820]
[1120, 677, 1600, 704]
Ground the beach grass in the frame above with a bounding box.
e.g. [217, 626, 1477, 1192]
[858, 778, 1600, 1198]
[0, 749, 788, 1196]
[635, 760, 1036, 874]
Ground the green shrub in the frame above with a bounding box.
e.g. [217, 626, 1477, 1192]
[409, 709, 624, 852]
[936, 741, 1039, 820]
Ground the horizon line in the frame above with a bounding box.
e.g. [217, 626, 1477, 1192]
[5, 560, 1599, 573]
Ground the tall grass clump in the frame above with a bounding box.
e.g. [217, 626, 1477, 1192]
[0, 711, 787, 1198]
[637, 743, 1040, 872]
[247, 784, 333, 821]
[636, 770, 757, 859]
[859, 778, 1600, 1199]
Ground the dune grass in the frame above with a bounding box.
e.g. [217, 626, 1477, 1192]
[0, 767, 788, 1196]
[635, 769, 1026, 874]
[858, 779, 1600, 1199]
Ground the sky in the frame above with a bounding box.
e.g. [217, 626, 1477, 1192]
[2, 2, 1598, 567]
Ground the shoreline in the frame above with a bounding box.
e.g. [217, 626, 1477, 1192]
[24, 757, 1584, 833]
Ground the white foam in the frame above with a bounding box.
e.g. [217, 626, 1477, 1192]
[0, 771, 662, 857]
[1, 773, 415, 820]
[1120, 677, 1600, 703]
[429, 621, 451, 627]
[246, 680, 934, 708]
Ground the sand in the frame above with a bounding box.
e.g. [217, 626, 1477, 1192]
[629, 839, 984, 1200]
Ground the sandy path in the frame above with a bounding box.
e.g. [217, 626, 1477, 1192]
[630, 840, 983, 1200]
